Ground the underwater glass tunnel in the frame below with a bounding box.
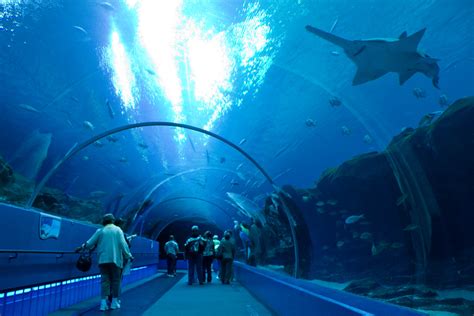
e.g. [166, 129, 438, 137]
[0, 0, 473, 315]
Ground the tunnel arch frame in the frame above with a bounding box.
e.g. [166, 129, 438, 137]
[26, 121, 299, 277]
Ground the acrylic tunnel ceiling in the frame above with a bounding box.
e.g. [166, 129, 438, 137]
[0, 0, 472, 236]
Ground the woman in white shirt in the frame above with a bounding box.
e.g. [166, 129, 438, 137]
[77, 213, 133, 311]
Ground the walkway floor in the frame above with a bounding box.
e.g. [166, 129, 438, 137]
[143, 273, 273, 316]
[52, 271, 274, 315]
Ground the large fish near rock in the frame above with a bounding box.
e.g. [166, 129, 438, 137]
[305, 25, 440, 88]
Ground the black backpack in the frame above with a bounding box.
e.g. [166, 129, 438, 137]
[190, 240, 200, 254]
[76, 250, 92, 272]
[187, 238, 203, 254]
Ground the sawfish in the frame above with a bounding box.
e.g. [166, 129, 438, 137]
[305, 25, 440, 88]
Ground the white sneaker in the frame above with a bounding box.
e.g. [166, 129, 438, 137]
[99, 299, 109, 311]
[110, 298, 120, 310]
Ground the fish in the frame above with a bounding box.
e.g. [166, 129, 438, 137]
[99, 2, 115, 11]
[419, 111, 443, 126]
[438, 94, 448, 106]
[93, 140, 104, 147]
[327, 199, 338, 206]
[82, 155, 89, 161]
[391, 242, 404, 249]
[119, 157, 128, 163]
[302, 195, 310, 202]
[418, 113, 434, 126]
[305, 119, 316, 127]
[305, 26, 440, 88]
[413, 87, 427, 98]
[138, 142, 148, 149]
[316, 201, 325, 207]
[72, 25, 88, 36]
[106, 135, 119, 143]
[352, 232, 359, 239]
[330, 51, 341, 56]
[345, 214, 364, 224]
[329, 96, 342, 107]
[89, 191, 107, 198]
[400, 126, 411, 133]
[360, 232, 373, 240]
[106, 99, 115, 119]
[403, 224, 419, 231]
[220, 157, 226, 164]
[230, 179, 239, 186]
[239, 138, 247, 145]
[83, 120, 94, 130]
[336, 241, 344, 248]
[145, 68, 156, 75]
[18, 103, 41, 113]
[341, 125, 351, 135]
[363, 134, 373, 144]
[316, 208, 325, 214]
[371, 243, 379, 256]
[236, 163, 243, 171]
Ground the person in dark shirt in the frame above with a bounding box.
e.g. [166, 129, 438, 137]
[217, 230, 236, 284]
[184, 225, 205, 285]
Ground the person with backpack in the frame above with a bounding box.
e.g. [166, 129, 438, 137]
[202, 231, 215, 283]
[184, 225, 205, 285]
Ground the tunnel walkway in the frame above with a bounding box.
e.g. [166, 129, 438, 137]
[52, 270, 273, 315]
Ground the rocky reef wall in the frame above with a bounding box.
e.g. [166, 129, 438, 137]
[262, 97, 474, 314]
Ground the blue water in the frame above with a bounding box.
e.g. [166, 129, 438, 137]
[0, 0, 473, 313]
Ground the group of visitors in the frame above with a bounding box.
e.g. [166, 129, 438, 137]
[165, 225, 236, 285]
[76, 214, 261, 312]
[233, 218, 263, 266]
[184, 225, 237, 285]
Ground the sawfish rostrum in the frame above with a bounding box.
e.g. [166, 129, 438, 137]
[305, 25, 440, 88]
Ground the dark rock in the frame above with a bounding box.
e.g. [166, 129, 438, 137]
[369, 285, 439, 300]
[33, 192, 59, 209]
[304, 97, 474, 285]
[344, 279, 382, 294]
[0, 156, 14, 186]
[289, 97, 474, 315]
[388, 296, 474, 315]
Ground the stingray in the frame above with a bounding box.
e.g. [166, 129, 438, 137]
[305, 25, 440, 88]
